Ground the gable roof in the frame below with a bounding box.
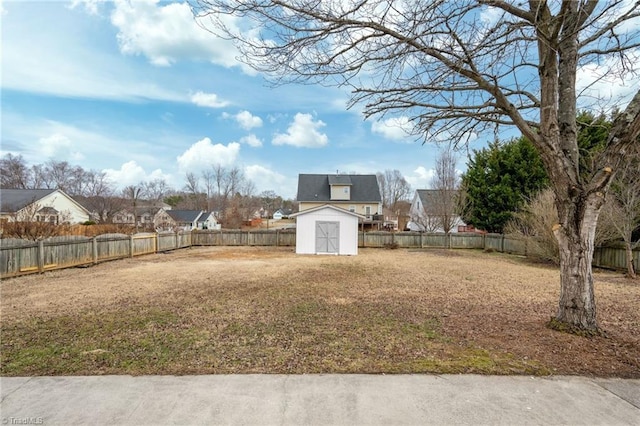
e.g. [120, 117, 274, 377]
[1, 189, 58, 213]
[197, 212, 216, 223]
[290, 204, 365, 219]
[297, 174, 381, 203]
[415, 189, 460, 205]
[165, 210, 202, 222]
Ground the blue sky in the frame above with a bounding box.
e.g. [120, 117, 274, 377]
[2, 1, 638, 199]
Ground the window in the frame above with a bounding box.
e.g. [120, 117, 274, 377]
[349, 205, 355, 212]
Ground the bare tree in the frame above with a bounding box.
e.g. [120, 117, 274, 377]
[201, 170, 216, 211]
[194, 0, 640, 333]
[429, 148, 461, 234]
[80, 171, 123, 223]
[123, 185, 144, 233]
[143, 178, 172, 205]
[0, 154, 31, 188]
[376, 169, 412, 211]
[600, 149, 640, 278]
[184, 172, 206, 210]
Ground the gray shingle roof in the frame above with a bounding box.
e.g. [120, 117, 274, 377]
[197, 212, 215, 223]
[166, 210, 202, 222]
[0, 189, 57, 213]
[416, 189, 460, 207]
[327, 175, 352, 185]
[297, 174, 381, 203]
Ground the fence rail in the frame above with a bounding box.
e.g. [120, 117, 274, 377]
[1, 230, 637, 278]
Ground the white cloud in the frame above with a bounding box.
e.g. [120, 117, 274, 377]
[223, 110, 264, 129]
[240, 134, 263, 147]
[371, 117, 413, 141]
[68, 0, 107, 15]
[272, 113, 329, 148]
[405, 166, 435, 189]
[111, 0, 253, 73]
[1, 2, 186, 102]
[177, 138, 240, 172]
[244, 164, 288, 192]
[38, 133, 85, 161]
[235, 110, 263, 130]
[576, 51, 640, 112]
[103, 161, 170, 188]
[191, 91, 230, 108]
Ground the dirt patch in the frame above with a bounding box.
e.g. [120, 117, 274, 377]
[1, 247, 638, 377]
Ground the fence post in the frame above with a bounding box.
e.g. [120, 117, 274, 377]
[130, 235, 135, 258]
[37, 239, 45, 273]
[501, 234, 505, 253]
[447, 233, 451, 249]
[276, 229, 280, 247]
[175, 232, 179, 249]
[92, 236, 98, 264]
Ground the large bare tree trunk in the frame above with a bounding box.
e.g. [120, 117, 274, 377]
[552, 193, 603, 333]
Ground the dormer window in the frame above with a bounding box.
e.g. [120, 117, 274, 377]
[329, 175, 352, 200]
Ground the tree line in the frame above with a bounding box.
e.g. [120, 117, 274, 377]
[0, 155, 296, 228]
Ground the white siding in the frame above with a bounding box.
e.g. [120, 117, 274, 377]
[295, 206, 359, 255]
[28, 191, 89, 223]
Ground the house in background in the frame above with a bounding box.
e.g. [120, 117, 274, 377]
[407, 189, 466, 233]
[154, 209, 220, 231]
[296, 174, 383, 230]
[110, 201, 171, 229]
[272, 208, 293, 220]
[0, 189, 91, 224]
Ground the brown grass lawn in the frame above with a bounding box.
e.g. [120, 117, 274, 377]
[1, 247, 638, 377]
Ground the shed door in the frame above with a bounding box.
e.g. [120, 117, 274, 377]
[316, 221, 339, 254]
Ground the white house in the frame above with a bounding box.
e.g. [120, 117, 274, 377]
[153, 209, 220, 231]
[291, 204, 363, 255]
[272, 208, 293, 220]
[407, 189, 466, 233]
[0, 189, 91, 224]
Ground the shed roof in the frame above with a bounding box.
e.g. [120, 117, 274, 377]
[290, 204, 365, 219]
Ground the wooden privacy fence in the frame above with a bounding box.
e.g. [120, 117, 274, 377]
[1, 232, 191, 278]
[1, 230, 637, 278]
[191, 229, 296, 247]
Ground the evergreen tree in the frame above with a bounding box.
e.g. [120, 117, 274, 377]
[460, 137, 548, 233]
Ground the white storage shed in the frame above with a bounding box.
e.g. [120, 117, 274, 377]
[291, 204, 363, 255]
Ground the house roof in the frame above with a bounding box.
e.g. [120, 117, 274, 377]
[197, 212, 215, 223]
[165, 210, 202, 222]
[327, 175, 352, 185]
[297, 174, 381, 203]
[0, 189, 57, 213]
[415, 189, 460, 205]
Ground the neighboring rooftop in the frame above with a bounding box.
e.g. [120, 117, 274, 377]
[0, 189, 57, 212]
[297, 174, 381, 203]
